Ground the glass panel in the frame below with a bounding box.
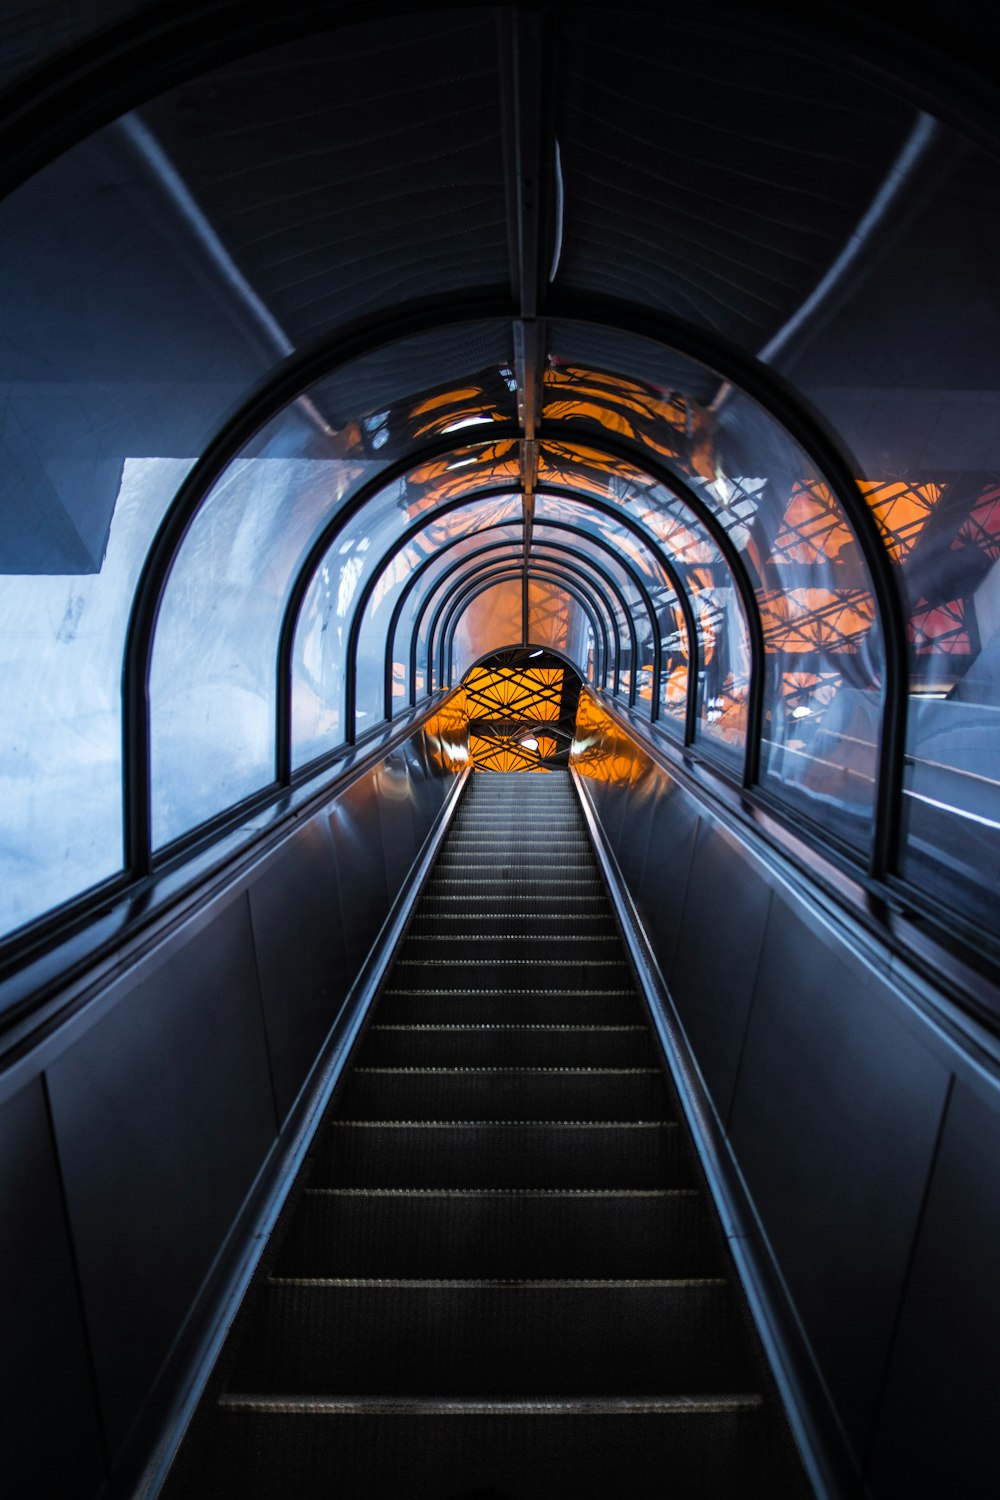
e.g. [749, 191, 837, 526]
[882, 476, 1000, 927]
[450, 578, 590, 681]
[152, 324, 517, 843]
[354, 498, 522, 729]
[0, 99, 279, 928]
[292, 448, 519, 768]
[451, 579, 524, 679]
[544, 328, 884, 839]
[529, 536, 639, 708]
[528, 578, 591, 671]
[151, 449, 386, 846]
[402, 535, 524, 708]
[441, 560, 606, 693]
[0, 459, 190, 938]
[534, 491, 718, 750]
[770, 129, 1000, 919]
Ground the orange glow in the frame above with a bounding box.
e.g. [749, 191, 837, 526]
[464, 660, 572, 773]
[663, 664, 688, 709]
[422, 692, 470, 772]
[570, 691, 635, 785]
[774, 481, 856, 564]
[542, 363, 705, 465]
[759, 588, 876, 653]
[452, 579, 523, 665]
[861, 479, 942, 562]
[411, 386, 484, 415]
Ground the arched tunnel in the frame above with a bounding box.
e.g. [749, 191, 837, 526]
[2, 3, 1000, 1496]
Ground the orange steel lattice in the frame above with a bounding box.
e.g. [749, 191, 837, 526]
[464, 660, 571, 773]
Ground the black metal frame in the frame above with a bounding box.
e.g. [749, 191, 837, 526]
[117, 306, 885, 874]
[123, 301, 514, 874]
[338, 490, 663, 735]
[417, 551, 615, 697]
[406, 533, 530, 698]
[344, 495, 522, 745]
[440, 560, 603, 692]
[537, 421, 767, 785]
[437, 557, 612, 693]
[371, 514, 672, 731]
[390, 482, 699, 728]
[432, 540, 639, 699]
[1, 3, 943, 967]
[2, 0, 999, 1147]
[30, 301, 866, 985]
[541, 302, 908, 877]
[432, 561, 607, 692]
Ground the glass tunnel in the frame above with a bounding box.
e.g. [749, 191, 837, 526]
[4, 100, 1000, 954]
[3, 4, 1000, 1498]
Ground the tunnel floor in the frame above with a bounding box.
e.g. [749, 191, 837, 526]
[163, 771, 808, 1498]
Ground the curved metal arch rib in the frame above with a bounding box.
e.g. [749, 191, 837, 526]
[537, 420, 764, 784]
[442, 567, 607, 692]
[412, 545, 608, 703]
[273, 419, 761, 817]
[413, 546, 619, 704]
[430, 558, 616, 699]
[542, 294, 907, 874]
[383, 526, 642, 720]
[283, 447, 708, 778]
[127, 296, 901, 875]
[433, 563, 609, 694]
[443, 540, 642, 696]
[378, 517, 673, 732]
[339, 494, 664, 742]
[124, 302, 513, 868]
[272, 449, 518, 785]
[389, 484, 700, 738]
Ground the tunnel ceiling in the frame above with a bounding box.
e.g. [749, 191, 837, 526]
[2, 1, 1000, 964]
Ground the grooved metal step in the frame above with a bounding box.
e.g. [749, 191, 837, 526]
[229, 1280, 756, 1396]
[161, 763, 808, 1500]
[275, 1188, 723, 1280]
[310, 1120, 692, 1189]
[336, 1066, 669, 1122]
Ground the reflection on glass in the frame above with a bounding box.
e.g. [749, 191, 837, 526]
[293, 462, 523, 767]
[407, 538, 524, 709]
[571, 689, 636, 786]
[1, 459, 190, 937]
[543, 331, 885, 842]
[390, 529, 523, 714]
[868, 474, 1000, 925]
[151, 450, 383, 846]
[353, 499, 522, 731]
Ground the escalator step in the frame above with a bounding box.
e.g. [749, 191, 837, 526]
[171, 1402, 803, 1500]
[391, 959, 630, 988]
[337, 1066, 667, 1121]
[275, 1187, 724, 1279]
[410, 911, 617, 936]
[376, 988, 640, 1025]
[360, 1022, 654, 1066]
[160, 767, 809, 1500]
[229, 1280, 757, 1396]
[398, 934, 624, 961]
[311, 1120, 693, 1188]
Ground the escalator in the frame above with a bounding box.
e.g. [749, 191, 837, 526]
[164, 770, 809, 1498]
